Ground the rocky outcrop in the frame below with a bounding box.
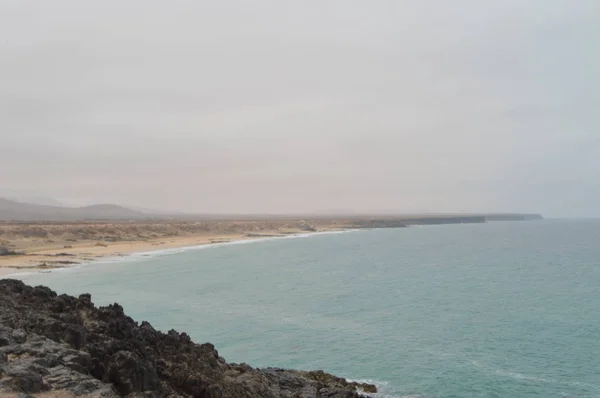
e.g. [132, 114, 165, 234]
[0, 279, 376, 398]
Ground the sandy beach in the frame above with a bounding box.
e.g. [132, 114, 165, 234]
[0, 233, 255, 277]
[0, 220, 352, 278]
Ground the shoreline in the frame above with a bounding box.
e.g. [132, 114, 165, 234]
[1, 216, 545, 278]
[0, 228, 353, 278]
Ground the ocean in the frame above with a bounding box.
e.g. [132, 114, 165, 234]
[15, 220, 600, 397]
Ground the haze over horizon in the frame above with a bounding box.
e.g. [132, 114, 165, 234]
[1, 1, 599, 217]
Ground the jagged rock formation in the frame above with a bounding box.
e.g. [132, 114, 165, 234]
[0, 279, 376, 397]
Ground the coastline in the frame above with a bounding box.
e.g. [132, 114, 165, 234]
[0, 279, 378, 397]
[0, 228, 352, 278]
[1, 215, 545, 278]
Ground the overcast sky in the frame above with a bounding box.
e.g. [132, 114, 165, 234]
[1, 1, 598, 216]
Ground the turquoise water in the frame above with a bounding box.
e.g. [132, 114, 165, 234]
[15, 220, 600, 397]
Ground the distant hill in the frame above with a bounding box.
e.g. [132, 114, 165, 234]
[5, 196, 68, 207]
[0, 198, 150, 221]
[0, 198, 544, 223]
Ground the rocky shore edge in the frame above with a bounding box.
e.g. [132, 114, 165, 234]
[0, 279, 377, 397]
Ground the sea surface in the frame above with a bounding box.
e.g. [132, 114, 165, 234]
[16, 220, 600, 397]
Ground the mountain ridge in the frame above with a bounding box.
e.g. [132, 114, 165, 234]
[0, 198, 149, 221]
[0, 197, 544, 223]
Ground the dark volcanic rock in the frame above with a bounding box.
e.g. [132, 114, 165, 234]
[0, 279, 376, 397]
[107, 350, 159, 394]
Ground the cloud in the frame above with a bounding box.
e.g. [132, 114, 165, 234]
[1, 0, 598, 216]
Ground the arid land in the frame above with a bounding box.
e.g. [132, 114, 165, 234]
[0, 219, 351, 276]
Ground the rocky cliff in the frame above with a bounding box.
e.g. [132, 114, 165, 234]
[484, 214, 544, 221]
[402, 216, 486, 225]
[0, 279, 376, 398]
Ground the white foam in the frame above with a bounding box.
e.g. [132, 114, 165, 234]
[190, 230, 348, 251]
[346, 378, 413, 398]
[124, 229, 356, 259]
[494, 369, 554, 384]
[1, 269, 38, 278]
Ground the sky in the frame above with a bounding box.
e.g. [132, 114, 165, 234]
[1, 1, 599, 216]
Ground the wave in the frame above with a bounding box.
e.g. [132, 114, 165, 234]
[470, 360, 600, 393]
[121, 229, 357, 259]
[495, 369, 600, 391]
[347, 378, 429, 398]
[347, 378, 393, 397]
